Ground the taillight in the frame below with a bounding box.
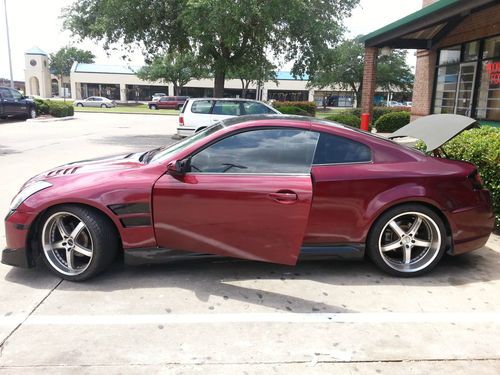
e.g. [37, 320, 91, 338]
[468, 171, 483, 190]
[179, 115, 184, 126]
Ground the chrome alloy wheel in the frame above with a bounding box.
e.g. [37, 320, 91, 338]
[41, 212, 94, 276]
[30, 108, 36, 118]
[378, 212, 441, 273]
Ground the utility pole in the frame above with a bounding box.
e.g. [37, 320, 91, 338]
[3, 0, 14, 88]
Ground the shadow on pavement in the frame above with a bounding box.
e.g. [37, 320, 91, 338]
[0, 118, 27, 125]
[4, 244, 499, 313]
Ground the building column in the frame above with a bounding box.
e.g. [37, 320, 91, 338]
[119, 83, 127, 102]
[308, 89, 314, 102]
[261, 88, 268, 101]
[361, 47, 379, 122]
[411, 49, 437, 120]
[168, 83, 175, 96]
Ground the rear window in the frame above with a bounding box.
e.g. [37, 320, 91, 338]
[313, 132, 371, 164]
[243, 102, 275, 115]
[191, 100, 214, 114]
[213, 101, 241, 116]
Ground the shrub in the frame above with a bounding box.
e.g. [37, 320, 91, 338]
[324, 113, 361, 128]
[414, 127, 500, 230]
[273, 101, 316, 116]
[375, 111, 410, 132]
[343, 106, 410, 124]
[34, 98, 49, 116]
[276, 105, 310, 116]
[445, 127, 499, 230]
[48, 101, 74, 117]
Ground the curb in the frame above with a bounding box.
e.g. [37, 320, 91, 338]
[26, 116, 75, 123]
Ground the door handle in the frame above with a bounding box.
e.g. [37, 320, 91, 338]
[268, 191, 298, 203]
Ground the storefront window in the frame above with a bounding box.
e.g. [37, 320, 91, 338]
[463, 41, 479, 61]
[476, 59, 500, 121]
[434, 35, 500, 121]
[483, 36, 500, 60]
[438, 45, 461, 65]
[434, 65, 459, 114]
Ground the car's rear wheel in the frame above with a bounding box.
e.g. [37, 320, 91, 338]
[177, 104, 183, 110]
[100, 104, 107, 108]
[367, 204, 446, 277]
[77, 103, 84, 107]
[39, 205, 118, 281]
[149, 104, 157, 110]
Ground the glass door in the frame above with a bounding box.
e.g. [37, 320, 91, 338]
[454, 62, 477, 116]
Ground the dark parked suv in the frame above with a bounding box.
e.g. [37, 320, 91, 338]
[0, 87, 36, 119]
[148, 96, 188, 110]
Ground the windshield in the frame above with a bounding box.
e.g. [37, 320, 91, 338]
[149, 124, 224, 163]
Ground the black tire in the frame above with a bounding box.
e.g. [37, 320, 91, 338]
[100, 104, 107, 108]
[367, 204, 447, 277]
[27, 107, 36, 119]
[77, 103, 84, 107]
[149, 104, 157, 110]
[39, 205, 119, 281]
[177, 104, 183, 110]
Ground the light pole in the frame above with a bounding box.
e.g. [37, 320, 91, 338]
[3, 0, 14, 88]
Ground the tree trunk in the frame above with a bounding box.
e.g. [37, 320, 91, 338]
[214, 67, 225, 97]
[174, 84, 179, 96]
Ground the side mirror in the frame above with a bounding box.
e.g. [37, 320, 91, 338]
[167, 159, 189, 175]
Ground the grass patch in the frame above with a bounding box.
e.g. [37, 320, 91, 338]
[74, 104, 178, 115]
[315, 108, 349, 118]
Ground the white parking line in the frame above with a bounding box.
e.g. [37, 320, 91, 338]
[1, 312, 500, 326]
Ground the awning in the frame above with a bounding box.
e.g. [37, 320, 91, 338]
[360, 0, 497, 50]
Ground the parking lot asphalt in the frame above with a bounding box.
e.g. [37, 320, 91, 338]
[0, 113, 499, 374]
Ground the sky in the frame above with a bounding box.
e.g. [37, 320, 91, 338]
[0, 0, 422, 82]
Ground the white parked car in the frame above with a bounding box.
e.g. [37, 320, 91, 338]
[387, 101, 403, 107]
[177, 98, 280, 137]
[152, 93, 167, 101]
[73, 96, 116, 108]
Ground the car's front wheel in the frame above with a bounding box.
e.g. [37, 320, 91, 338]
[149, 104, 157, 110]
[100, 104, 107, 108]
[76, 103, 84, 107]
[28, 108, 36, 119]
[39, 205, 118, 281]
[367, 204, 447, 277]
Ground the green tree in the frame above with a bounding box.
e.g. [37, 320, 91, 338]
[49, 46, 95, 99]
[309, 38, 414, 107]
[137, 52, 205, 96]
[227, 55, 278, 98]
[63, 0, 359, 97]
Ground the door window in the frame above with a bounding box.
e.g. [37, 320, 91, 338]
[213, 101, 241, 116]
[9, 89, 22, 101]
[190, 128, 319, 174]
[191, 100, 213, 114]
[313, 132, 371, 164]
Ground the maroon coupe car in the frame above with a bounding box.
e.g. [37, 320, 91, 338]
[3, 115, 494, 281]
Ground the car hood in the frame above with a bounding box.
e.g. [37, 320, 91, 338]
[388, 114, 478, 152]
[24, 152, 145, 186]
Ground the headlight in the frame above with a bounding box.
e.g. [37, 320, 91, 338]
[9, 181, 52, 211]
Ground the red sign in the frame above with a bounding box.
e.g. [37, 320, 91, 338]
[486, 62, 500, 85]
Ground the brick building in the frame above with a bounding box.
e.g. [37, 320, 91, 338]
[360, 0, 500, 125]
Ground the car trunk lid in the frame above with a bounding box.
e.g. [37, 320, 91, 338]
[388, 114, 479, 152]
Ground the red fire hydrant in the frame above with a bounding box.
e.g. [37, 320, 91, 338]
[361, 113, 370, 131]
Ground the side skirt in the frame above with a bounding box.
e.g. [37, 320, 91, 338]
[124, 244, 365, 266]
